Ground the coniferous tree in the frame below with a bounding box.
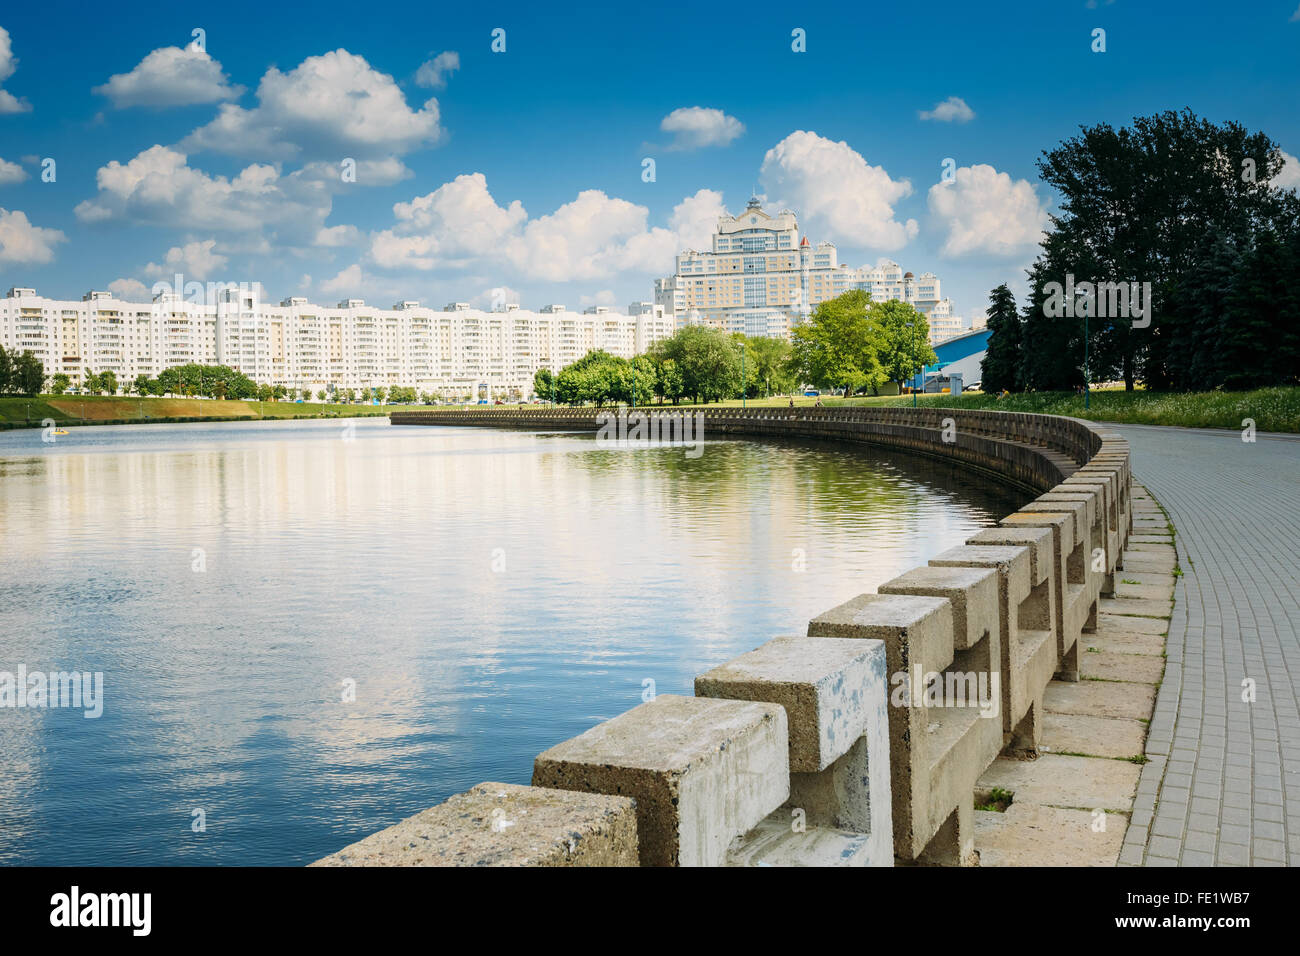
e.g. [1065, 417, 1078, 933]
[979, 284, 1022, 392]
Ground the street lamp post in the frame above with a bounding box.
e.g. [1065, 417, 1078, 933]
[1084, 311, 1091, 410]
[741, 343, 746, 410]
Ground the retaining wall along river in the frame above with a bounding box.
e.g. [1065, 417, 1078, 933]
[312, 406, 1130, 867]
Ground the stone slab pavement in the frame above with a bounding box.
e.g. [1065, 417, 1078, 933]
[1109, 424, 1300, 867]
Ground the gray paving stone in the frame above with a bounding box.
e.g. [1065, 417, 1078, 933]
[1115, 424, 1300, 867]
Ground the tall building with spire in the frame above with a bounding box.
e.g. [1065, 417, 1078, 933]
[654, 198, 960, 341]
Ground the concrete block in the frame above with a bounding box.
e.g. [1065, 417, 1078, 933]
[725, 811, 884, 867]
[532, 694, 789, 867]
[929, 544, 1053, 748]
[695, 636, 892, 860]
[967, 526, 1053, 586]
[1000, 510, 1088, 666]
[808, 593, 996, 862]
[310, 782, 638, 867]
[878, 565, 1000, 651]
[694, 635, 880, 772]
[1018, 499, 1087, 549]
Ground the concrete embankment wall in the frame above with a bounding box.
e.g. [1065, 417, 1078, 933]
[313, 406, 1130, 867]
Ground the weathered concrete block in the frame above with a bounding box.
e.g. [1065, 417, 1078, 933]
[310, 782, 638, 867]
[807, 593, 996, 863]
[698, 637, 893, 862]
[1001, 510, 1089, 667]
[1018, 499, 1087, 549]
[878, 565, 1000, 651]
[726, 811, 882, 867]
[806, 592, 955, 677]
[967, 526, 1053, 586]
[929, 544, 1052, 750]
[694, 635, 880, 772]
[532, 694, 789, 867]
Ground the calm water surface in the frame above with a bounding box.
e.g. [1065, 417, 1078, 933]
[0, 417, 1027, 865]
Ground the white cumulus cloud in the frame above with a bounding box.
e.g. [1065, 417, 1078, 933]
[368, 174, 726, 284]
[94, 46, 243, 108]
[760, 131, 917, 250]
[918, 96, 975, 123]
[320, 263, 364, 296]
[182, 49, 442, 160]
[926, 163, 1049, 257]
[74, 145, 334, 245]
[0, 208, 66, 264]
[660, 107, 744, 150]
[315, 224, 362, 247]
[144, 240, 229, 281]
[1273, 149, 1300, 190]
[0, 26, 31, 114]
[0, 156, 26, 184]
[415, 51, 459, 89]
[108, 278, 151, 300]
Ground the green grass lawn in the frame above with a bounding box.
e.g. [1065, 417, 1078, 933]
[677, 386, 1300, 433]
[0, 394, 426, 425]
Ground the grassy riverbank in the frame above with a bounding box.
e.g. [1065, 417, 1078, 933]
[0, 394, 425, 427]
[687, 386, 1300, 433]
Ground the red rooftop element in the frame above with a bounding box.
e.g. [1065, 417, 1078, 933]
[799, 235, 810, 247]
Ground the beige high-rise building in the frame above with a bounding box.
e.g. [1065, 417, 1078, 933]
[654, 198, 961, 340]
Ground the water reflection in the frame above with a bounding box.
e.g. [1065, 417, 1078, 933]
[0, 418, 1027, 864]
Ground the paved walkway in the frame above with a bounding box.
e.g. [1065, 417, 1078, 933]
[1110, 424, 1300, 866]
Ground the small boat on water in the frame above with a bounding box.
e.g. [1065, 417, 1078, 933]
[52, 429, 69, 436]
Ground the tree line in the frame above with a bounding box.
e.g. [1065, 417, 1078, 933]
[534, 297, 936, 406]
[981, 109, 1300, 394]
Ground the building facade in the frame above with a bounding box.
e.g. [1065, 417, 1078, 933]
[654, 197, 963, 343]
[0, 287, 674, 397]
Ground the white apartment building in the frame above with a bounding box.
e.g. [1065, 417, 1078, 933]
[0, 287, 675, 397]
[654, 198, 962, 342]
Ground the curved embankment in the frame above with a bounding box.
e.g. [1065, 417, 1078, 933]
[314, 406, 1131, 867]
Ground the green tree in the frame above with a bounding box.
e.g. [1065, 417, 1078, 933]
[99, 369, 118, 396]
[0, 345, 12, 395]
[789, 290, 885, 398]
[13, 351, 45, 396]
[1019, 262, 1084, 391]
[1035, 109, 1293, 389]
[980, 284, 1023, 392]
[51, 372, 72, 395]
[870, 300, 936, 392]
[649, 326, 742, 404]
[747, 336, 793, 397]
[534, 367, 556, 401]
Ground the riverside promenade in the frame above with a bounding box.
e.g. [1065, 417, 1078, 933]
[1114, 424, 1300, 866]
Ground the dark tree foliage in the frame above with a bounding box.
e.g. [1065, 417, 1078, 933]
[979, 284, 1022, 392]
[1033, 109, 1294, 390]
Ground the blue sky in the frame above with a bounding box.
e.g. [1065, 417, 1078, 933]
[1, 0, 1297, 320]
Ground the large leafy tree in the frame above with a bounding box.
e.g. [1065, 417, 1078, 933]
[870, 299, 937, 392]
[1035, 109, 1291, 389]
[13, 350, 45, 396]
[649, 326, 742, 404]
[789, 290, 885, 398]
[980, 284, 1023, 392]
[746, 335, 794, 397]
